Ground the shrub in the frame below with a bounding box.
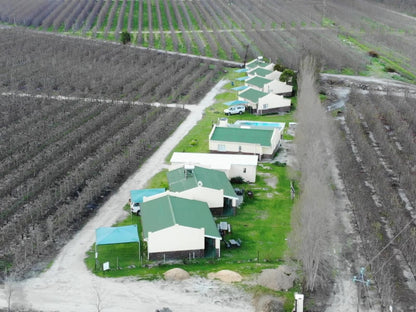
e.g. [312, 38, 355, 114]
[368, 50, 379, 58]
[274, 63, 285, 72]
[274, 161, 287, 167]
[121, 31, 131, 44]
[279, 69, 295, 83]
[230, 176, 244, 184]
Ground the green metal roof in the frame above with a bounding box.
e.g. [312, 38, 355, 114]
[239, 88, 267, 103]
[210, 127, 273, 147]
[167, 166, 237, 198]
[141, 195, 221, 239]
[246, 76, 272, 88]
[248, 68, 272, 77]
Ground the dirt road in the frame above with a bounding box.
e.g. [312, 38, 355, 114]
[0, 79, 254, 312]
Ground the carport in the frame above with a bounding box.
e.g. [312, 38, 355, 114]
[95, 224, 141, 268]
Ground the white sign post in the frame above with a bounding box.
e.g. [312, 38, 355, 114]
[103, 262, 110, 271]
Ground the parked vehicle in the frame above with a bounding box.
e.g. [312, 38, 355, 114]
[130, 202, 141, 215]
[224, 105, 245, 115]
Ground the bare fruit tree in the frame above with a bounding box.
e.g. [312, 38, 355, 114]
[4, 272, 26, 312]
[288, 55, 335, 291]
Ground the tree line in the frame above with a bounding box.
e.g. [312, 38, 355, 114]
[288, 56, 336, 292]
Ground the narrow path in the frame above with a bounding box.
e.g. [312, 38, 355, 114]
[0, 79, 253, 312]
[0, 91, 195, 108]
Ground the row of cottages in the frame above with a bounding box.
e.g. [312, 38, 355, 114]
[138, 165, 239, 260]
[208, 118, 285, 160]
[233, 57, 293, 115]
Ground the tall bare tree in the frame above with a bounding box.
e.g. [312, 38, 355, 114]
[288, 55, 335, 291]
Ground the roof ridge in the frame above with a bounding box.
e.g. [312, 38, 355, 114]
[167, 196, 176, 225]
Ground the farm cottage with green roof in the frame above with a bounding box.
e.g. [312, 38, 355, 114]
[209, 119, 283, 160]
[248, 67, 282, 80]
[141, 194, 221, 260]
[245, 57, 275, 71]
[245, 76, 293, 95]
[239, 88, 291, 115]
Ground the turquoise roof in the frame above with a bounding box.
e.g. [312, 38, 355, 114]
[96, 225, 139, 246]
[167, 166, 237, 199]
[232, 85, 248, 91]
[234, 68, 249, 73]
[141, 195, 221, 239]
[239, 88, 267, 103]
[236, 76, 250, 81]
[210, 127, 273, 147]
[224, 100, 248, 106]
[130, 188, 165, 203]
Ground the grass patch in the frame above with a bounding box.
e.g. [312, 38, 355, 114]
[321, 17, 335, 27]
[185, 3, 200, 30]
[142, 0, 149, 31]
[111, 0, 123, 31]
[145, 169, 169, 189]
[151, 1, 158, 30]
[132, 0, 139, 31]
[167, 1, 179, 30]
[338, 34, 416, 81]
[341, 68, 355, 75]
[164, 33, 174, 51]
[153, 32, 161, 49]
[176, 32, 187, 53]
[158, 0, 170, 30]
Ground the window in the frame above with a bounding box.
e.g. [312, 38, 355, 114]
[243, 168, 246, 173]
[263, 103, 268, 109]
[239, 145, 242, 152]
[218, 144, 226, 151]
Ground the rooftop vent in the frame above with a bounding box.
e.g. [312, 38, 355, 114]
[184, 164, 194, 178]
